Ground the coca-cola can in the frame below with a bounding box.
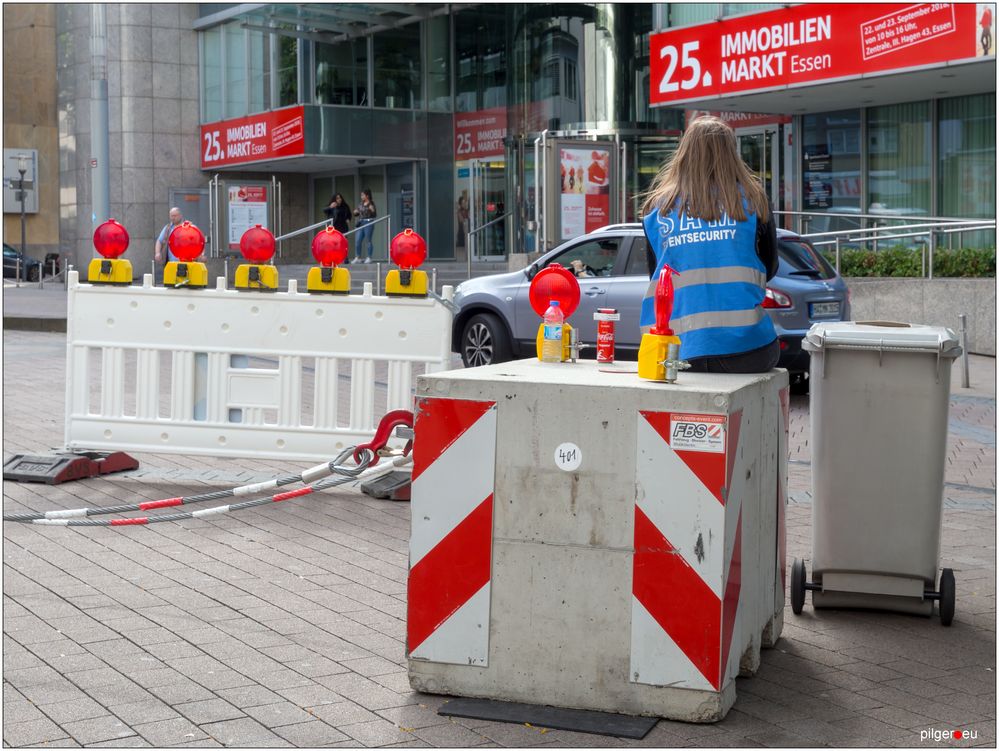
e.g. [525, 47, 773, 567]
[593, 308, 620, 363]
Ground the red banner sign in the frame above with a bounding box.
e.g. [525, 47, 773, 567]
[454, 107, 507, 160]
[201, 106, 305, 168]
[651, 3, 981, 107]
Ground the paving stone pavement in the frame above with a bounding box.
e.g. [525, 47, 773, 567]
[3, 331, 996, 748]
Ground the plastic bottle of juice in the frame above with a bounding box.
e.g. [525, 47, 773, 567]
[541, 300, 564, 363]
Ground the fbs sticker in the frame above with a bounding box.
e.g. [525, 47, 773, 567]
[669, 413, 726, 453]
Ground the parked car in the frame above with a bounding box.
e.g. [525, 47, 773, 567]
[452, 224, 850, 393]
[3, 243, 41, 282]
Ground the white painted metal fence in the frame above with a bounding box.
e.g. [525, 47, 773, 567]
[64, 271, 455, 461]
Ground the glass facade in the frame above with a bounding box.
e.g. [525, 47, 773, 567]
[195, 4, 995, 259]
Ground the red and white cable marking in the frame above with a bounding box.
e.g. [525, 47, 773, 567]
[15, 455, 410, 527]
[4, 456, 358, 523]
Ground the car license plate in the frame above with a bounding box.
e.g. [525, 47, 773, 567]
[810, 301, 840, 318]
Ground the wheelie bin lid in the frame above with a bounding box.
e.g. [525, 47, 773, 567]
[802, 321, 962, 357]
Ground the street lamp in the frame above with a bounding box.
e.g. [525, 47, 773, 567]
[16, 153, 28, 261]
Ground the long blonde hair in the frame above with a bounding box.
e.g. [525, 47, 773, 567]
[641, 116, 768, 223]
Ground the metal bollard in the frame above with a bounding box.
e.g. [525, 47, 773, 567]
[834, 237, 841, 275]
[66, 264, 73, 290]
[431, 267, 438, 295]
[15, 257, 21, 287]
[959, 313, 970, 389]
[376, 262, 382, 296]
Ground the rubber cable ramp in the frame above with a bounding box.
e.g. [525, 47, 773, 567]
[437, 697, 658, 739]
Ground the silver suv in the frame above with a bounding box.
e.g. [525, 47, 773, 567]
[452, 224, 850, 392]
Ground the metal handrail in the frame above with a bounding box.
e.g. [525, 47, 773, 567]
[466, 213, 509, 280]
[775, 209, 985, 225]
[809, 221, 996, 278]
[803, 220, 996, 242]
[274, 213, 392, 243]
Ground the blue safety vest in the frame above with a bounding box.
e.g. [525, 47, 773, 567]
[640, 204, 776, 361]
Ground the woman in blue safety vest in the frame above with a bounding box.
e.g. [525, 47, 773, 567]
[640, 115, 779, 373]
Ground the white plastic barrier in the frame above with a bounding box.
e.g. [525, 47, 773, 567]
[63, 271, 454, 461]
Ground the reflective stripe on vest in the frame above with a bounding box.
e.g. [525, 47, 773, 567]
[670, 307, 765, 335]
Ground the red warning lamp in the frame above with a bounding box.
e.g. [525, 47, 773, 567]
[529, 263, 580, 319]
[168, 221, 205, 262]
[239, 224, 275, 264]
[311, 226, 348, 267]
[650, 265, 678, 336]
[92, 219, 130, 259]
[390, 228, 427, 269]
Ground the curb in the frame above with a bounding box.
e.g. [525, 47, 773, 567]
[3, 317, 67, 333]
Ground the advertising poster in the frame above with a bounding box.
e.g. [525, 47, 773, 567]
[650, 3, 983, 106]
[228, 185, 268, 250]
[803, 149, 833, 210]
[559, 147, 611, 239]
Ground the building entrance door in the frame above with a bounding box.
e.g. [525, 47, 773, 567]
[469, 157, 506, 261]
[737, 128, 779, 208]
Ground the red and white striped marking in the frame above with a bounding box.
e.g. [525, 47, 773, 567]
[408, 397, 497, 666]
[631, 410, 743, 691]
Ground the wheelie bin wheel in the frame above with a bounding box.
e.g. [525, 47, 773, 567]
[939, 568, 955, 626]
[790, 558, 806, 615]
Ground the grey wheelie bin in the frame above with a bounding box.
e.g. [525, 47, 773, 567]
[790, 322, 962, 625]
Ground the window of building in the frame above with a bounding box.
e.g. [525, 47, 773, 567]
[801, 109, 861, 220]
[427, 15, 450, 112]
[373, 26, 422, 109]
[542, 58, 561, 98]
[938, 93, 995, 220]
[455, 8, 506, 113]
[315, 38, 367, 106]
[565, 59, 578, 102]
[248, 29, 268, 114]
[224, 23, 247, 119]
[867, 101, 931, 215]
[277, 34, 298, 108]
[201, 27, 223, 122]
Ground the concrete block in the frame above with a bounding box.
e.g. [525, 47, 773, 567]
[152, 134, 182, 170]
[122, 131, 154, 168]
[408, 361, 787, 722]
[119, 24, 152, 64]
[151, 98, 181, 134]
[120, 96, 153, 134]
[121, 62, 154, 98]
[150, 5, 181, 34]
[151, 63, 182, 101]
[119, 4, 151, 27]
[151, 27, 181, 64]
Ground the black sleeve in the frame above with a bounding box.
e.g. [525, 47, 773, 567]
[756, 196, 779, 281]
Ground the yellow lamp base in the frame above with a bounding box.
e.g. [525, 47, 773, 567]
[638, 332, 681, 381]
[234, 263, 279, 291]
[385, 269, 428, 297]
[535, 321, 573, 362]
[163, 261, 208, 288]
[87, 258, 133, 285]
[306, 266, 351, 294]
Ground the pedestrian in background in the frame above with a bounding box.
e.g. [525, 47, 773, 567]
[324, 193, 351, 234]
[352, 188, 377, 264]
[640, 115, 779, 373]
[154, 207, 184, 262]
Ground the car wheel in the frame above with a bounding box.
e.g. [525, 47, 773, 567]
[790, 374, 809, 396]
[27, 266, 40, 282]
[461, 313, 511, 368]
